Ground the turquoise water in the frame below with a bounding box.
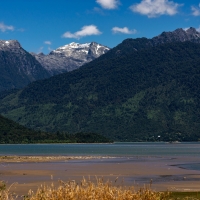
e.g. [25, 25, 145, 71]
[0, 142, 200, 156]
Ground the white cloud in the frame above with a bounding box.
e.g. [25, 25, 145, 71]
[0, 22, 14, 32]
[130, 0, 182, 18]
[62, 25, 102, 39]
[96, 0, 120, 9]
[44, 41, 52, 45]
[191, 5, 200, 16]
[112, 27, 137, 34]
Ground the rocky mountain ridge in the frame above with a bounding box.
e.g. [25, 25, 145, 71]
[151, 27, 200, 45]
[0, 40, 50, 92]
[114, 27, 200, 56]
[0, 40, 22, 52]
[31, 42, 110, 75]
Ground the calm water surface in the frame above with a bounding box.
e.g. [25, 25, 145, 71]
[0, 142, 200, 157]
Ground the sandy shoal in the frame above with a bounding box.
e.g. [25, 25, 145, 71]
[0, 155, 107, 163]
[0, 156, 200, 196]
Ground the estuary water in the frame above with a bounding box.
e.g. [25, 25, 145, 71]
[0, 142, 200, 157]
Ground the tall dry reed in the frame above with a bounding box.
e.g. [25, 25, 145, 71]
[0, 178, 199, 200]
[24, 178, 168, 200]
[0, 181, 17, 200]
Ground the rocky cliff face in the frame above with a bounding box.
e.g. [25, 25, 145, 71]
[151, 27, 200, 45]
[0, 40, 22, 52]
[32, 42, 110, 75]
[0, 40, 50, 92]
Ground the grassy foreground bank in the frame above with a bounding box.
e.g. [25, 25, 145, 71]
[1, 179, 200, 200]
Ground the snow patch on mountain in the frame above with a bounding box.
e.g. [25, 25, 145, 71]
[32, 42, 110, 76]
[0, 40, 23, 54]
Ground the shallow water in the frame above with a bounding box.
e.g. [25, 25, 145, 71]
[177, 163, 200, 171]
[0, 142, 200, 157]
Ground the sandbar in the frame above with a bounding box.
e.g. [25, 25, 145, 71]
[0, 155, 200, 197]
[0, 155, 108, 163]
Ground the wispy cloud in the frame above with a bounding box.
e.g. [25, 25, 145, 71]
[62, 25, 102, 39]
[183, 27, 189, 31]
[96, 0, 120, 9]
[37, 46, 44, 54]
[0, 22, 14, 32]
[197, 26, 200, 32]
[130, 0, 182, 18]
[17, 28, 25, 32]
[93, 7, 106, 15]
[185, 26, 200, 32]
[112, 27, 137, 34]
[86, 7, 106, 15]
[44, 41, 52, 45]
[48, 46, 53, 51]
[191, 5, 200, 16]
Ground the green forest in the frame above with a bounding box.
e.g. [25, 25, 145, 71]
[0, 115, 112, 143]
[1, 41, 200, 141]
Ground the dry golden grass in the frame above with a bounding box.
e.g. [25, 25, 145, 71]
[0, 178, 200, 200]
[25, 178, 169, 200]
[0, 181, 16, 200]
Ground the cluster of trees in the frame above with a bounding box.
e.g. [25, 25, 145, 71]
[0, 115, 112, 144]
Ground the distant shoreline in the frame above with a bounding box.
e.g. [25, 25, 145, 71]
[0, 155, 113, 163]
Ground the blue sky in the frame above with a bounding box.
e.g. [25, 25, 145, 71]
[0, 0, 200, 54]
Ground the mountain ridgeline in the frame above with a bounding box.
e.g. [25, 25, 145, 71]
[106, 27, 200, 59]
[1, 27, 200, 141]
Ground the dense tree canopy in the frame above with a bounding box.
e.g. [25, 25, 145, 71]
[0, 115, 112, 144]
[1, 41, 200, 141]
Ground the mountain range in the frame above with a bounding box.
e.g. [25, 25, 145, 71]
[1, 27, 200, 141]
[0, 40, 109, 92]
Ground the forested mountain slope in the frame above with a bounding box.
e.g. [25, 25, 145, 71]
[1, 41, 200, 141]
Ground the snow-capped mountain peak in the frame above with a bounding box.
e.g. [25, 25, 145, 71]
[51, 42, 109, 57]
[54, 42, 90, 51]
[52, 42, 91, 56]
[33, 42, 110, 75]
[0, 40, 22, 52]
[68, 42, 90, 48]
